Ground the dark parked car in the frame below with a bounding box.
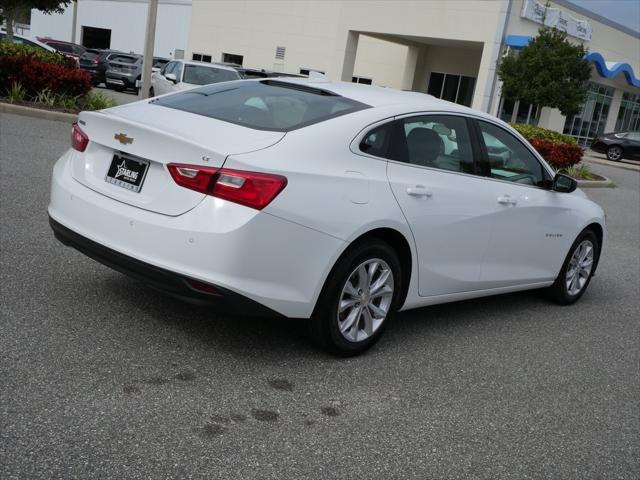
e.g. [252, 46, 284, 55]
[79, 49, 123, 86]
[591, 131, 640, 161]
[37, 37, 86, 62]
[106, 55, 171, 94]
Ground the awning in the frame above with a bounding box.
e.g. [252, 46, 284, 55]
[503, 35, 639, 88]
[585, 52, 640, 88]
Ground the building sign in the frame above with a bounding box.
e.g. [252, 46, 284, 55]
[521, 0, 592, 41]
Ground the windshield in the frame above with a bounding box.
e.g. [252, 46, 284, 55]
[182, 65, 240, 85]
[154, 80, 370, 131]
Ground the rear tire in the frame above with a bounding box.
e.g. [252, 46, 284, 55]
[606, 145, 623, 161]
[310, 240, 402, 356]
[547, 230, 599, 305]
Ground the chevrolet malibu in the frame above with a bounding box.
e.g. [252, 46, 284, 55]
[49, 78, 605, 356]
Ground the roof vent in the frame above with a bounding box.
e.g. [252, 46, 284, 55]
[275, 46, 286, 60]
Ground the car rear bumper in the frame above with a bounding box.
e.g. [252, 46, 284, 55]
[49, 216, 281, 316]
[106, 72, 137, 88]
[589, 140, 607, 153]
[48, 151, 344, 318]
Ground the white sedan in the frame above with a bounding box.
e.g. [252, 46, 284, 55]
[149, 59, 241, 96]
[49, 78, 605, 356]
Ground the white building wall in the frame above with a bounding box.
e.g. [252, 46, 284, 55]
[30, 0, 192, 58]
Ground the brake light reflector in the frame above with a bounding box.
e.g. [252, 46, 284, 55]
[71, 122, 89, 152]
[167, 163, 287, 210]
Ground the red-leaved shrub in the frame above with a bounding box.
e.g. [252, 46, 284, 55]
[529, 139, 583, 169]
[0, 54, 91, 98]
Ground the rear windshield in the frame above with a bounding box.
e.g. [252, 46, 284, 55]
[183, 65, 240, 85]
[154, 80, 370, 131]
[110, 55, 139, 64]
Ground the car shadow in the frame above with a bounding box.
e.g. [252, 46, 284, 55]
[99, 272, 547, 360]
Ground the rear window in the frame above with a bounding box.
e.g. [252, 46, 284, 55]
[110, 55, 139, 64]
[154, 80, 370, 131]
[183, 65, 240, 85]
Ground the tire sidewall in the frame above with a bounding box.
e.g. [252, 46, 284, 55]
[313, 240, 403, 356]
[607, 145, 622, 161]
[554, 230, 599, 304]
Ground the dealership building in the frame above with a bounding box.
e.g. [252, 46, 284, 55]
[31, 0, 639, 145]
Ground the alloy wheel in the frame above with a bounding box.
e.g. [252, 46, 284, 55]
[337, 258, 394, 343]
[565, 240, 594, 296]
[607, 146, 622, 161]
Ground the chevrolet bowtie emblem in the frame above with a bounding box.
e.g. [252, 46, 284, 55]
[114, 133, 133, 145]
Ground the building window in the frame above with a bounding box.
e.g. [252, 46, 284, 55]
[427, 72, 476, 107]
[275, 46, 286, 60]
[222, 53, 243, 65]
[192, 53, 212, 63]
[615, 92, 640, 132]
[498, 98, 539, 125]
[299, 68, 325, 76]
[563, 83, 614, 146]
[352, 76, 373, 85]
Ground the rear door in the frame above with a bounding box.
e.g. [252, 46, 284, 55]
[385, 114, 499, 296]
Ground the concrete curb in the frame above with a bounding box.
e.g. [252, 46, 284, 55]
[583, 155, 640, 172]
[0, 102, 77, 123]
[576, 176, 614, 188]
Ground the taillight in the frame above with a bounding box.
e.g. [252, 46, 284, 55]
[167, 163, 287, 210]
[71, 122, 89, 152]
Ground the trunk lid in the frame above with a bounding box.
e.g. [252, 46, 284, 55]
[72, 101, 285, 215]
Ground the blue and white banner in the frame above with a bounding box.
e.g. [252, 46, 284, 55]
[521, 0, 592, 42]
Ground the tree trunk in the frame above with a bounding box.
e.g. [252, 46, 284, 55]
[4, 8, 15, 42]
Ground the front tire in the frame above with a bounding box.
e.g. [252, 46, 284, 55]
[310, 240, 402, 356]
[547, 230, 599, 305]
[606, 145, 623, 161]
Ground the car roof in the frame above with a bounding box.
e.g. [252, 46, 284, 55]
[262, 77, 495, 119]
[1, 30, 55, 47]
[177, 59, 238, 72]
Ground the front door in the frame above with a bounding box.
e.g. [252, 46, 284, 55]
[474, 119, 576, 287]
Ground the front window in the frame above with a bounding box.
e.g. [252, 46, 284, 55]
[477, 121, 548, 187]
[182, 65, 240, 85]
[155, 80, 370, 131]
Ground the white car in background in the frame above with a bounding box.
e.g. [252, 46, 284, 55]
[149, 59, 241, 96]
[49, 78, 605, 356]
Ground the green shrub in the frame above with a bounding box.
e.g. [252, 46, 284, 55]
[509, 123, 577, 145]
[7, 81, 26, 103]
[0, 41, 73, 67]
[80, 91, 117, 111]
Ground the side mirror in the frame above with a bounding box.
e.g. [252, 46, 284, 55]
[552, 173, 578, 193]
[165, 73, 177, 83]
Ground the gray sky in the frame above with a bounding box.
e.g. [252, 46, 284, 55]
[568, 0, 640, 33]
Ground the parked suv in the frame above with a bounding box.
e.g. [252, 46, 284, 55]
[79, 49, 123, 86]
[105, 55, 171, 94]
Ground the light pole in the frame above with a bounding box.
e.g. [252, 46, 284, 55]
[71, 0, 78, 43]
[140, 0, 158, 99]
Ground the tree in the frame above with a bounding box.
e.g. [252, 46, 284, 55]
[0, 1, 71, 41]
[498, 27, 592, 119]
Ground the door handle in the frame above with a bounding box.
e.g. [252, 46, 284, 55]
[407, 185, 433, 197]
[497, 195, 517, 206]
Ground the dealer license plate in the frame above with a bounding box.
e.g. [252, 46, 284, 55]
[105, 154, 149, 193]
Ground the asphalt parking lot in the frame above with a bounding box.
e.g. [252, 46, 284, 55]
[1, 112, 638, 479]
